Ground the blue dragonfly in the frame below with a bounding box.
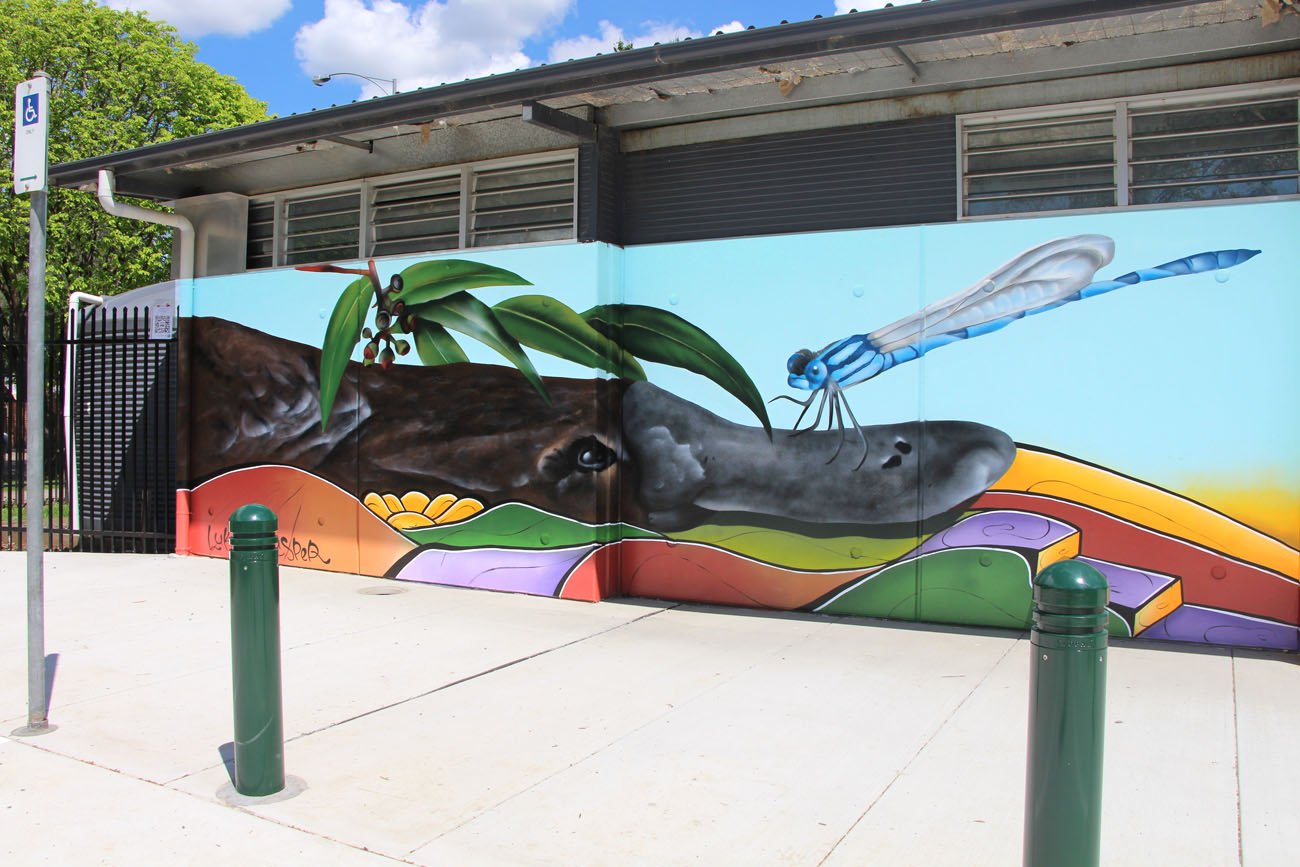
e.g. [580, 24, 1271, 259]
[776, 234, 1260, 470]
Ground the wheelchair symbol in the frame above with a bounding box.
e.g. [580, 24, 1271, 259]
[22, 94, 39, 126]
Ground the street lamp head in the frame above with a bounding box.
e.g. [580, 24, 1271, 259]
[310, 72, 396, 94]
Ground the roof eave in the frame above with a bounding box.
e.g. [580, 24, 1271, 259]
[49, 0, 1205, 188]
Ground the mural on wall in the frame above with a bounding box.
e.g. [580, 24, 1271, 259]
[299, 256, 772, 437]
[778, 235, 1256, 468]
[182, 218, 1299, 652]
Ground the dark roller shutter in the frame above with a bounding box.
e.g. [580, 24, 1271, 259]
[621, 116, 956, 244]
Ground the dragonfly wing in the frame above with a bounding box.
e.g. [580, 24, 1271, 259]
[868, 235, 1114, 355]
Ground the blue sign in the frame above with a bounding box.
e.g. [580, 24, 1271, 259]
[21, 93, 39, 127]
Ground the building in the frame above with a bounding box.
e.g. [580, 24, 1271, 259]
[52, 0, 1300, 649]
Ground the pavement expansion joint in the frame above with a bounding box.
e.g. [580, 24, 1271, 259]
[203, 778, 418, 864]
[407, 612, 838, 856]
[1231, 651, 1244, 867]
[287, 602, 679, 744]
[815, 636, 1024, 866]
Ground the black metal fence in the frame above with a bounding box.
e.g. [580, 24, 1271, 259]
[0, 306, 176, 553]
[0, 321, 71, 550]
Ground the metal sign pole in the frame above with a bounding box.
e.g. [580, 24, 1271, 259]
[13, 71, 52, 736]
[23, 188, 48, 732]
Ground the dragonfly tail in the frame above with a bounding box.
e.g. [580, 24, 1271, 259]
[1083, 248, 1261, 298]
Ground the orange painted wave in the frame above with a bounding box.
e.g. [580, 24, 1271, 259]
[188, 465, 415, 576]
[1176, 478, 1300, 550]
[993, 449, 1298, 583]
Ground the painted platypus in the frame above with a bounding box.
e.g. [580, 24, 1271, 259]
[187, 317, 1014, 532]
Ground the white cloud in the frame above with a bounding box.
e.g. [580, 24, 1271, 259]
[296, 0, 572, 98]
[101, 0, 291, 37]
[834, 0, 922, 13]
[545, 20, 621, 63]
[547, 19, 747, 64]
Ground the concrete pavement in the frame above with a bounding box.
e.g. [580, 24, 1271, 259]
[2, 553, 1296, 865]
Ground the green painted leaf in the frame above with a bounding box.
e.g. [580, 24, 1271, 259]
[584, 304, 771, 436]
[392, 260, 532, 307]
[411, 293, 552, 404]
[412, 321, 469, 366]
[493, 295, 646, 381]
[318, 277, 373, 431]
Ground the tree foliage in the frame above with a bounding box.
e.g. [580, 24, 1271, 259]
[0, 0, 268, 338]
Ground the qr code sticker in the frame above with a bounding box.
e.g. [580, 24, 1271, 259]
[150, 305, 175, 340]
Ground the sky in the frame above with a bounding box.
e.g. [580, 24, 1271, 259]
[99, 0, 918, 118]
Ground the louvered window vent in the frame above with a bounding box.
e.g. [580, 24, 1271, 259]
[245, 153, 576, 269]
[960, 85, 1298, 218]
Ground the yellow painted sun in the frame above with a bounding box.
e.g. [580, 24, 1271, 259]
[363, 490, 484, 529]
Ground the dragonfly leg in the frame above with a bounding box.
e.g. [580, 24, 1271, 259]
[774, 387, 830, 437]
[835, 388, 871, 471]
[769, 392, 815, 409]
[770, 391, 820, 433]
[795, 388, 831, 437]
[774, 385, 866, 469]
[825, 391, 849, 465]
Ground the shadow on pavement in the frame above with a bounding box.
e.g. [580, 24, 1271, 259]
[44, 652, 58, 711]
[218, 742, 235, 786]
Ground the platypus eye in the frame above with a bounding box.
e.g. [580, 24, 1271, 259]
[570, 436, 617, 473]
[542, 435, 619, 480]
[787, 349, 815, 376]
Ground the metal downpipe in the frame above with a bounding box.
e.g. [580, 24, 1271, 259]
[95, 169, 194, 280]
[62, 291, 105, 537]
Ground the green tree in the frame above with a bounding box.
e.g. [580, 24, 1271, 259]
[0, 0, 268, 339]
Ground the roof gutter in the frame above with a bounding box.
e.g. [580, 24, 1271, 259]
[50, 0, 1204, 190]
[96, 169, 195, 279]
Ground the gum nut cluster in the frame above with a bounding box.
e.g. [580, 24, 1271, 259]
[362, 273, 413, 369]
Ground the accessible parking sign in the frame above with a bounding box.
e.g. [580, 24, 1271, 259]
[13, 75, 49, 195]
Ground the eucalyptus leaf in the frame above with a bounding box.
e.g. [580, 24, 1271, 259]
[411, 293, 552, 404]
[494, 295, 645, 381]
[391, 259, 532, 307]
[412, 321, 470, 366]
[318, 276, 373, 431]
[584, 304, 771, 436]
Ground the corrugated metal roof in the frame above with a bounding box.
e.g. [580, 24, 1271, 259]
[48, 0, 1291, 198]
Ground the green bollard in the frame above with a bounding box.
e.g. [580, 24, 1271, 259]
[1024, 560, 1109, 867]
[229, 504, 285, 797]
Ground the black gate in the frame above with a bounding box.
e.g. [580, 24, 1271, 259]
[0, 306, 176, 552]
